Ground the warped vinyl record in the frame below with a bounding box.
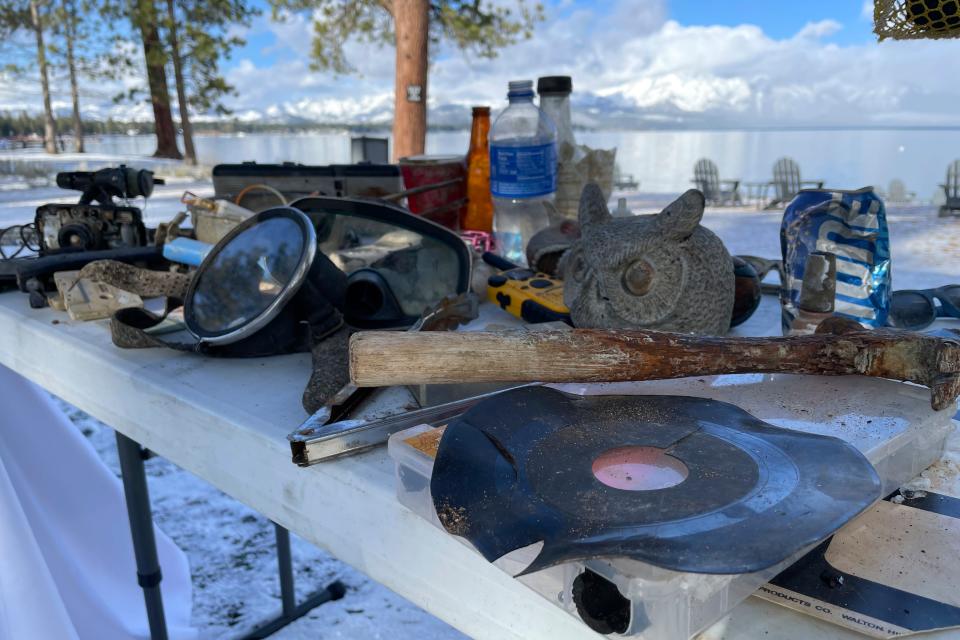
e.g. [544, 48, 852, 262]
[430, 386, 881, 575]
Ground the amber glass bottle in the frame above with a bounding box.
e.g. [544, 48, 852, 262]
[463, 106, 493, 231]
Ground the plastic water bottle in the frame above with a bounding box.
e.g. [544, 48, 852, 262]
[490, 80, 557, 265]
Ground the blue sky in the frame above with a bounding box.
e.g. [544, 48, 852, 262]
[668, 0, 874, 44]
[228, 0, 878, 73]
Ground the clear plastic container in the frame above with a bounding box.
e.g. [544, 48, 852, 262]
[490, 80, 557, 265]
[387, 375, 955, 639]
[537, 75, 583, 224]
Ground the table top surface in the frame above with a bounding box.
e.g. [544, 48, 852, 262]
[0, 289, 956, 640]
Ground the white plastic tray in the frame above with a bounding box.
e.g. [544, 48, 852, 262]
[387, 374, 954, 639]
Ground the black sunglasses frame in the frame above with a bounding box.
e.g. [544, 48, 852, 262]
[889, 285, 960, 330]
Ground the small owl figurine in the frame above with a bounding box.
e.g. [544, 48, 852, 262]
[559, 184, 734, 335]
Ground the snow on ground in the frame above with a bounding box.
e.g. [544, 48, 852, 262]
[55, 396, 467, 640]
[0, 148, 208, 177]
[2, 160, 958, 638]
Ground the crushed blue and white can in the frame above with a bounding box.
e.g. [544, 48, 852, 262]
[780, 187, 892, 332]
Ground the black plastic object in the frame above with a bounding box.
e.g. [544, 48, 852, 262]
[431, 387, 881, 576]
[343, 269, 407, 329]
[57, 165, 160, 204]
[889, 285, 960, 330]
[731, 256, 761, 327]
[114, 206, 346, 358]
[572, 570, 631, 635]
[537, 76, 573, 95]
[14, 245, 164, 292]
[183, 206, 345, 355]
[291, 195, 472, 329]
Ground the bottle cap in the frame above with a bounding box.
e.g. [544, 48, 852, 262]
[537, 76, 573, 95]
[507, 80, 535, 99]
[798, 251, 837, 313]
[508, 80, 533, 92]
[471, 106, 490, 115]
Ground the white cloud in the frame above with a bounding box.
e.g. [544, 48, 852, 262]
[418, 8, 960, 128]
[794, 19, 843, 39]
[6, 0, 960, 129]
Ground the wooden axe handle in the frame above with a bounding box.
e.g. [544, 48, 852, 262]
[349, 317, 960, 411]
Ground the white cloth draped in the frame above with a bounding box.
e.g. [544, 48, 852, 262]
[0, 365, 196, 639]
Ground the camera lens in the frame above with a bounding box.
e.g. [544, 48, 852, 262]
[124, 168, 154, 198]
[58, 222, 100, 250]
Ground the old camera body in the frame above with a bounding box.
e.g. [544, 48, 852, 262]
[35, 165, 159, 254]
[35, 201, 145, 253]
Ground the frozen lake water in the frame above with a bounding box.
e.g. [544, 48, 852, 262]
[11, 126, 957, 202]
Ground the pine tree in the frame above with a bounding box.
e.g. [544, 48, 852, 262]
[29, 0, 57, 152]
[162, 0, 258, 165]
[60, 0, 83, 151]
[132, 0, 182, 158]
[269, 0, 544, 160]
[0, 1, 60, 152]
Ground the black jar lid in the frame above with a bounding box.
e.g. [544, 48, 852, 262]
[537, 76, 572, 95]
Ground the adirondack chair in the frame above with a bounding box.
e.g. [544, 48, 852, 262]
[613, 164, 639, 190]
[765, 157, 823, 209]
[886, 179, 915, 204]
[691, 158, 741, 206]
[939, 160, 960, 217]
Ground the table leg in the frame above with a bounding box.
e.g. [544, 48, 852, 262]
[275, 524, 296, 616]
[116, 433, 344, 640]
[116, 432, 169, 640]
[238, 524, 346, 640]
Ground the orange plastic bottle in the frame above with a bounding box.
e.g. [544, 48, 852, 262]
[463, 106, 494, 232]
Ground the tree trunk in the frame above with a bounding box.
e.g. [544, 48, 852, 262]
[392, 0, 428, 161]
[29, 0, 58, 154]
[136, 0, 182, 159]
[64, 0, 84, 153]
[165, 0, 195, 164]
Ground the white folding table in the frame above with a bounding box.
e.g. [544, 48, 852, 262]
[0, 291, 955, 640]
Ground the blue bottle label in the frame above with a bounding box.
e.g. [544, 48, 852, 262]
[490, 142, 557, 198]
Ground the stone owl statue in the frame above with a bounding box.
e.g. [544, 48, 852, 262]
[559, 184, 734, 335]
